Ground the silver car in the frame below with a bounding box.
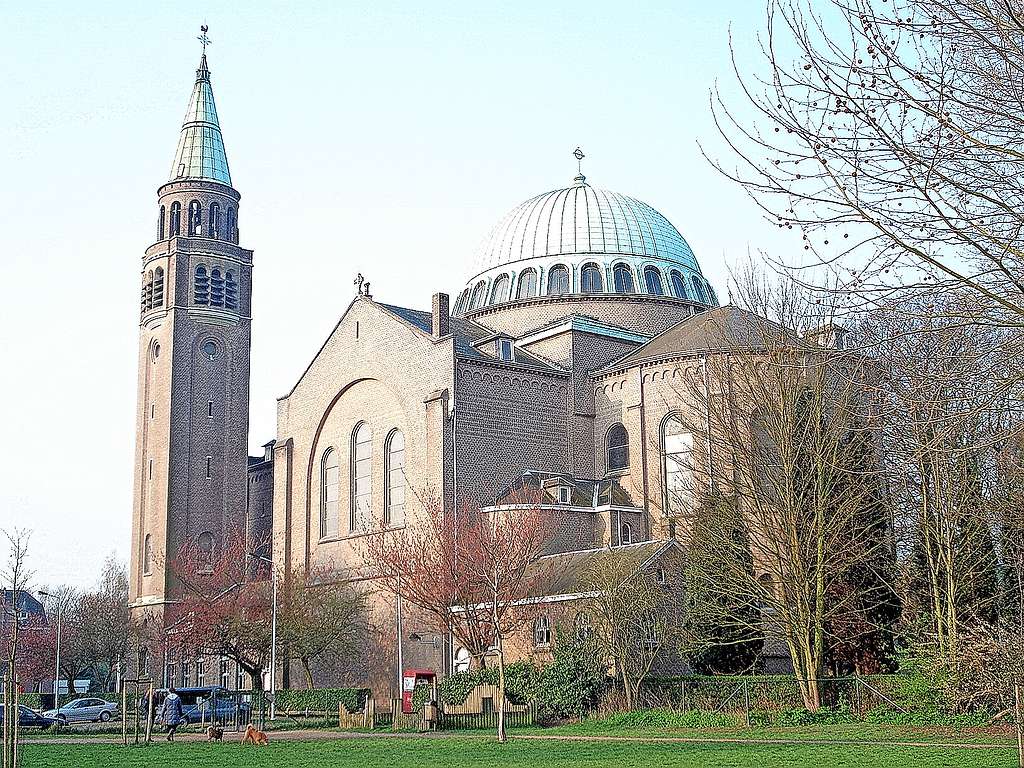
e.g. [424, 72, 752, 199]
[44, 697, 119, 724]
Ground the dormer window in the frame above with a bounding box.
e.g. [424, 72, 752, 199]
[559, 486, 571, 505]
[497, 338, 514, 362]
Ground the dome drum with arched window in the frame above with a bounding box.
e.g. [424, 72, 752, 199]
[453, 175, 718, 317]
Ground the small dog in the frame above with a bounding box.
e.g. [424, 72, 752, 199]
[241, 723, 269, 746]
[206, 725, 224, 741]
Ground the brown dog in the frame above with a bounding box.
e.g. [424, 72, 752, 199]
[206, 725, 224, 741]
[241, 723, 269, 746]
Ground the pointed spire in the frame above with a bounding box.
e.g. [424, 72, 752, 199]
[169, 34, 232, 185]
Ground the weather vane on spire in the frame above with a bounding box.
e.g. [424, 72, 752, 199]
[573, 147, 586, 185]
[198, 25, 211, 55]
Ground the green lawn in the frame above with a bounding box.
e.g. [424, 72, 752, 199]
[20, 737, 1019, 768]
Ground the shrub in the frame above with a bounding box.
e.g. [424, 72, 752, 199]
[534, 638, 606, 720]
[274, 688, 368, 714]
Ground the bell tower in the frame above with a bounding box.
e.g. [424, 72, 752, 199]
[129, 38, 253, 636]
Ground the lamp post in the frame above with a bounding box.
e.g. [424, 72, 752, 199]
[38, 591, 62, 709]
[249, 553, 277, 721]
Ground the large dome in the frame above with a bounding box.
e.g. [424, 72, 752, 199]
[455, 175, 717, 316]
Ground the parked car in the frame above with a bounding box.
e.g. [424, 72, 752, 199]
[44, 697, 119, 724]
[0, 705, 56, 729]
[151, 687, 251, 725]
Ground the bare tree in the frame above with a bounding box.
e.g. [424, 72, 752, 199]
[579, 547, 689, 711]
[277, 566, 365, 689]
[1, 529, 32, 768]
[710, 0, 1024, 320]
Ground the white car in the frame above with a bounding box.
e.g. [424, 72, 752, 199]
[44, 697, 119, 724]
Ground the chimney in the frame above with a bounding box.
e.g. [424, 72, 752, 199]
[432, 293, 450, 338]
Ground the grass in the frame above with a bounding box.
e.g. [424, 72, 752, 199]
[20, 735, 1021, 768]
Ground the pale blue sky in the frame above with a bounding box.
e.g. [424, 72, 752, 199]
[0, 1, 794, 587]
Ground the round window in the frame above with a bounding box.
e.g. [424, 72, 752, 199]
[202, 340, 218, 359]
[152, 342, 161, 361]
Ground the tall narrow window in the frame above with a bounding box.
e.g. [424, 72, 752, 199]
[350, 422, 372, 532]
[662, 414, 694, 517]
[180, 660, 190, 687]
[644, 266, 664, 295]
[490, 274, 511, 305]
[385, 429, 406, 527]
[619, 522, 633, 545]
[209, 202, 221, 239]
[468, 281, 486, 311]
[143, 534, 153, 575]
[219, 658, 229, 687]
[320, 448, 340, 539]
[210, 268, 225, 307]
[153, 267, 165, 308]
[226, 207, 236, 243]
[194, 265, 209, 305]
[169, 202, 181, 236]
[533, 616, 551, 646]
[225, 271, 238, 310]
[670, 270, 688, 300]
[158, 206, 166, 240]
[516, 269, 537, 299]
[581, 264, 603, 293]
[613, 264, 635, 293]
[691, 275, 708, 304]
[197, 532, 214, 572]
[195, 659, 205, 687]
[205, 456, 212, 478]
[546, 264, 570, 295]
[606, 423, 629, 472]
[188, 200, 202, 236]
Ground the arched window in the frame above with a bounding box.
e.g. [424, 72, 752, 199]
[208, 202, 220, 240]
[533, 615, 551, 647]
[662, 414, 694, 517]
[153, 267, 165, 308]
[143, 534, 153, 575]
[210, 269, 225, 307]
[670, 270, 689, 300]
[691, 275, 708, 304]
[581, 263, 603, 293]
[197, 532, 214, 573]
[169, 202, 181, 236]
[188, 200, 203, 236]
[490, 274, 511, 305]
[225, 271, 238, 310]
[606, 423, 629, 472]
[158, 206, 166, 240]
[385, 429, 406, 527]
[320, 448, 340, 539]
[644, 266, 664, 295]
[468, 281, 486, 311]
[516, 269, 538, 299]
[546, 264, 570, 295]
[453, 290, 468, 316]
[612, 264, 635, 293]
[226, 207, 236, 243]
[194, 265, 209, 305]
[350, 422, 372, 532]
[620, 522, 633, 546]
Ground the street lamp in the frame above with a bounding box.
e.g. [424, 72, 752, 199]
[248, 552, 277, 721]
[37, 591, 62, 710]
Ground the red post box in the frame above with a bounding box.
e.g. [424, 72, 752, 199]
[401, 669, 436, 713]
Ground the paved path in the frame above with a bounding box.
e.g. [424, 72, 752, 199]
[20, 728, 1018, 751]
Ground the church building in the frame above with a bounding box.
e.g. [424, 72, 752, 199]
[130, 46, 803, 695]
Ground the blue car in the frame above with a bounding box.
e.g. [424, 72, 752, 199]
[0, 705, 56, 729]
[153, 687, 251, 725]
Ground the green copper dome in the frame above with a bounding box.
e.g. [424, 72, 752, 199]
[169, 55, 232, 185]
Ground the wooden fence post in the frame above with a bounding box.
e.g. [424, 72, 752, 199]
[1014, 681, 1023, 768]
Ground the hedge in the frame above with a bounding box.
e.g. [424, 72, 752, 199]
[274, 688, 369, 714]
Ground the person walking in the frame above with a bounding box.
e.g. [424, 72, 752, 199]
[161, 687, 183, 741]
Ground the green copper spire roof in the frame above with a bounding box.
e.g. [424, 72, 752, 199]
[169, 54, 232, 185]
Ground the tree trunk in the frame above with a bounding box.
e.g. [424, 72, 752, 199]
[493, 597, 507, 744]
[302, 658, 315, 690]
